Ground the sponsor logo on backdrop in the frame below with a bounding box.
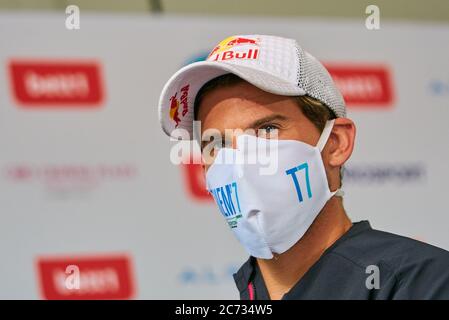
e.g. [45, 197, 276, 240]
[36, 254, 135, 299]
[169, 84, 190, 128]
[207, 36, 260, 62]
[4, 164, 137, 198]
[9, 60, 104, 106]
[183, 161, 212, 201]
[184, 52, 210, 65]
[344, 163, 426, 184]
[429, 78, 449, 96]
[178, 263, 239, 285]
[325, 65, 394, 106]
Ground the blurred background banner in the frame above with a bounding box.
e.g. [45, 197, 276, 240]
[0, 0, 448, 299]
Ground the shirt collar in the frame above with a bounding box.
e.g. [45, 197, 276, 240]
[232, 220, 372, 295]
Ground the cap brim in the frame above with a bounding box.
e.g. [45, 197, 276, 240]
[158, 61, 306, 139]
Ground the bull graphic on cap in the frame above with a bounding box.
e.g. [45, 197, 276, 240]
[169, 93, 181, 127]
[169, 84, 190, 128]
[208, 36, 259, 58]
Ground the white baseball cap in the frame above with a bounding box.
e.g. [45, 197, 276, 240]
[158, 34, 346, 139]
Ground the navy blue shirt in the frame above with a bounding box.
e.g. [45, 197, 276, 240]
[233, 221, 449, 299]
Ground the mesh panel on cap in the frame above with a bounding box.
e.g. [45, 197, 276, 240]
[296, 44, 347, 118]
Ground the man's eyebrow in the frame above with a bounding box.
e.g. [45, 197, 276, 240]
[246, 114, 288, 130]
[199, 114, 288, 149]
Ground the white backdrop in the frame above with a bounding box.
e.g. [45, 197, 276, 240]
[0, 12, 448, 299]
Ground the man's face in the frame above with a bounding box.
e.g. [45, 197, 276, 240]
[196, 81, 326, 172]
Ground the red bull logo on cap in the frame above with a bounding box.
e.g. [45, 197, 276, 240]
[169, 84, 190, 128]
[207, 36, 260, 62]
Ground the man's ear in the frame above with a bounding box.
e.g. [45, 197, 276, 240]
[327, 118, 356, 168]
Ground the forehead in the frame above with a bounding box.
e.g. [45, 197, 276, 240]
[196, 82, 301, 131]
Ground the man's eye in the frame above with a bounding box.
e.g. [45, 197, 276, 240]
[258, 124, 279, 135]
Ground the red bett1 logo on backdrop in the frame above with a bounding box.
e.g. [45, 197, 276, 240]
[325, 64, 394, 106]
[183, 162, 212, 201]
[36, 254, 135, 299]
[9, 60, 104, 107]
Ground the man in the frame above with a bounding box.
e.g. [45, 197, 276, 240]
[158, 35, 449, 299]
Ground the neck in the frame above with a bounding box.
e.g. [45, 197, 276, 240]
[256, 196, 352, 300]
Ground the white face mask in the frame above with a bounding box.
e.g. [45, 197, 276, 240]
[205, 120, 343, 259]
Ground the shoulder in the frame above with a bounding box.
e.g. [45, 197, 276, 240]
[330, 221, 449, 298]
[333, 223, 449, 270]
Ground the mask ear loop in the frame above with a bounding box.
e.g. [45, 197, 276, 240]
[315, 119, 345, 198]
[316, 119, 335, 152]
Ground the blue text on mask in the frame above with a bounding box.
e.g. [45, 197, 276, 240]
[286, 162, 312, 203]
[209, 182, 241, 217]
